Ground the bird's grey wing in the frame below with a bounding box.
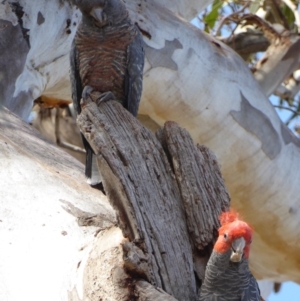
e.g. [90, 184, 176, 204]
[124, 29, 145, 117]
[242, 272, 261, 301]
[70, 40, 97, 182]
[70, 40, 83, 116]
[199, 292, 229, 301]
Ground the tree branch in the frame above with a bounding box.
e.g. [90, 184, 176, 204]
[222, 31, 270, 59]
[273, 105, 300, 116]
[76, 91, 230, 300]
[214, 1, 250, 37]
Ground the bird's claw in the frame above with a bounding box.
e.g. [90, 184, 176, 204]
[81, 86, 94, 106]
[82, 85, 94, 99]
[96, 91, 116, 106]
[80, 87, 116, 108]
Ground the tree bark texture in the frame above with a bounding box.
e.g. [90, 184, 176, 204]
[77, 91, 230, 300]
[2, 0, 300, 283]
[153, 0, 213, 20]
[0, 106, 272, 301]
[0, 108, 117, 301]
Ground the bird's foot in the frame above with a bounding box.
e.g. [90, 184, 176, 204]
[82, 85, 94, 100]
[81, 85, 94, 106]
[81, 87, 116, 108]
[95, 91, 116, 106]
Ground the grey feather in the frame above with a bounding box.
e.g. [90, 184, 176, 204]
[199, 250, 260, 301]
[125, 32, 145, 116]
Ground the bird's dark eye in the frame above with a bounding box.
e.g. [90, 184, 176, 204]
[224, 233, 228, 239]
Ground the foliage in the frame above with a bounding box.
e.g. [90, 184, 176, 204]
[197, 0, 300, 134]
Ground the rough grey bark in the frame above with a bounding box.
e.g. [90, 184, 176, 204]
[157, 123, 230, 250]
[135, 280, 179, 301]
[77, 91, 230, 300]
[0, 19, 29, 111]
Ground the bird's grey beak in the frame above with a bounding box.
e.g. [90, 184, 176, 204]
[90, 7, 104, 23]
[230, 237, 246, 262]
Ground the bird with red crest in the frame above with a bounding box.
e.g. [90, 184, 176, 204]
[199, 209, 264, 301]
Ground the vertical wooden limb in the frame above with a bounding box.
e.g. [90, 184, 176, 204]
[77, 95, 197, 300]
[157, 122, 230, 282]
[135, 280, 179, 301]
[77, 91, 230, 300]
[158, 121, 230, 249]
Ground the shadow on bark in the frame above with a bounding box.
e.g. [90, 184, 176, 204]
[77, 91, 230, 301]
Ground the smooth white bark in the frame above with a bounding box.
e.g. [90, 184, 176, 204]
[0, 109, 116, 301]
[155, 0, 212, 20]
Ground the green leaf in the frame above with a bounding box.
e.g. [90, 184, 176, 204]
[282, 3, 295, 29]
[279, 98, 284, 106]
[204, 0, 223, 30]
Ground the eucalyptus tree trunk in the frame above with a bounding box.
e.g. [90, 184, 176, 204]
[1, 0, 300, 290]
[1, 95, 230, 300]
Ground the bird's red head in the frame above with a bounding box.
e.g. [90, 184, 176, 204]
[214, 210, 253, 260]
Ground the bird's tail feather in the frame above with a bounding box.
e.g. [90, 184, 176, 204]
[86, 153, 102, 185]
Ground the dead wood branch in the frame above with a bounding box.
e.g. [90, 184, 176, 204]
[76, 91, 230, 300]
